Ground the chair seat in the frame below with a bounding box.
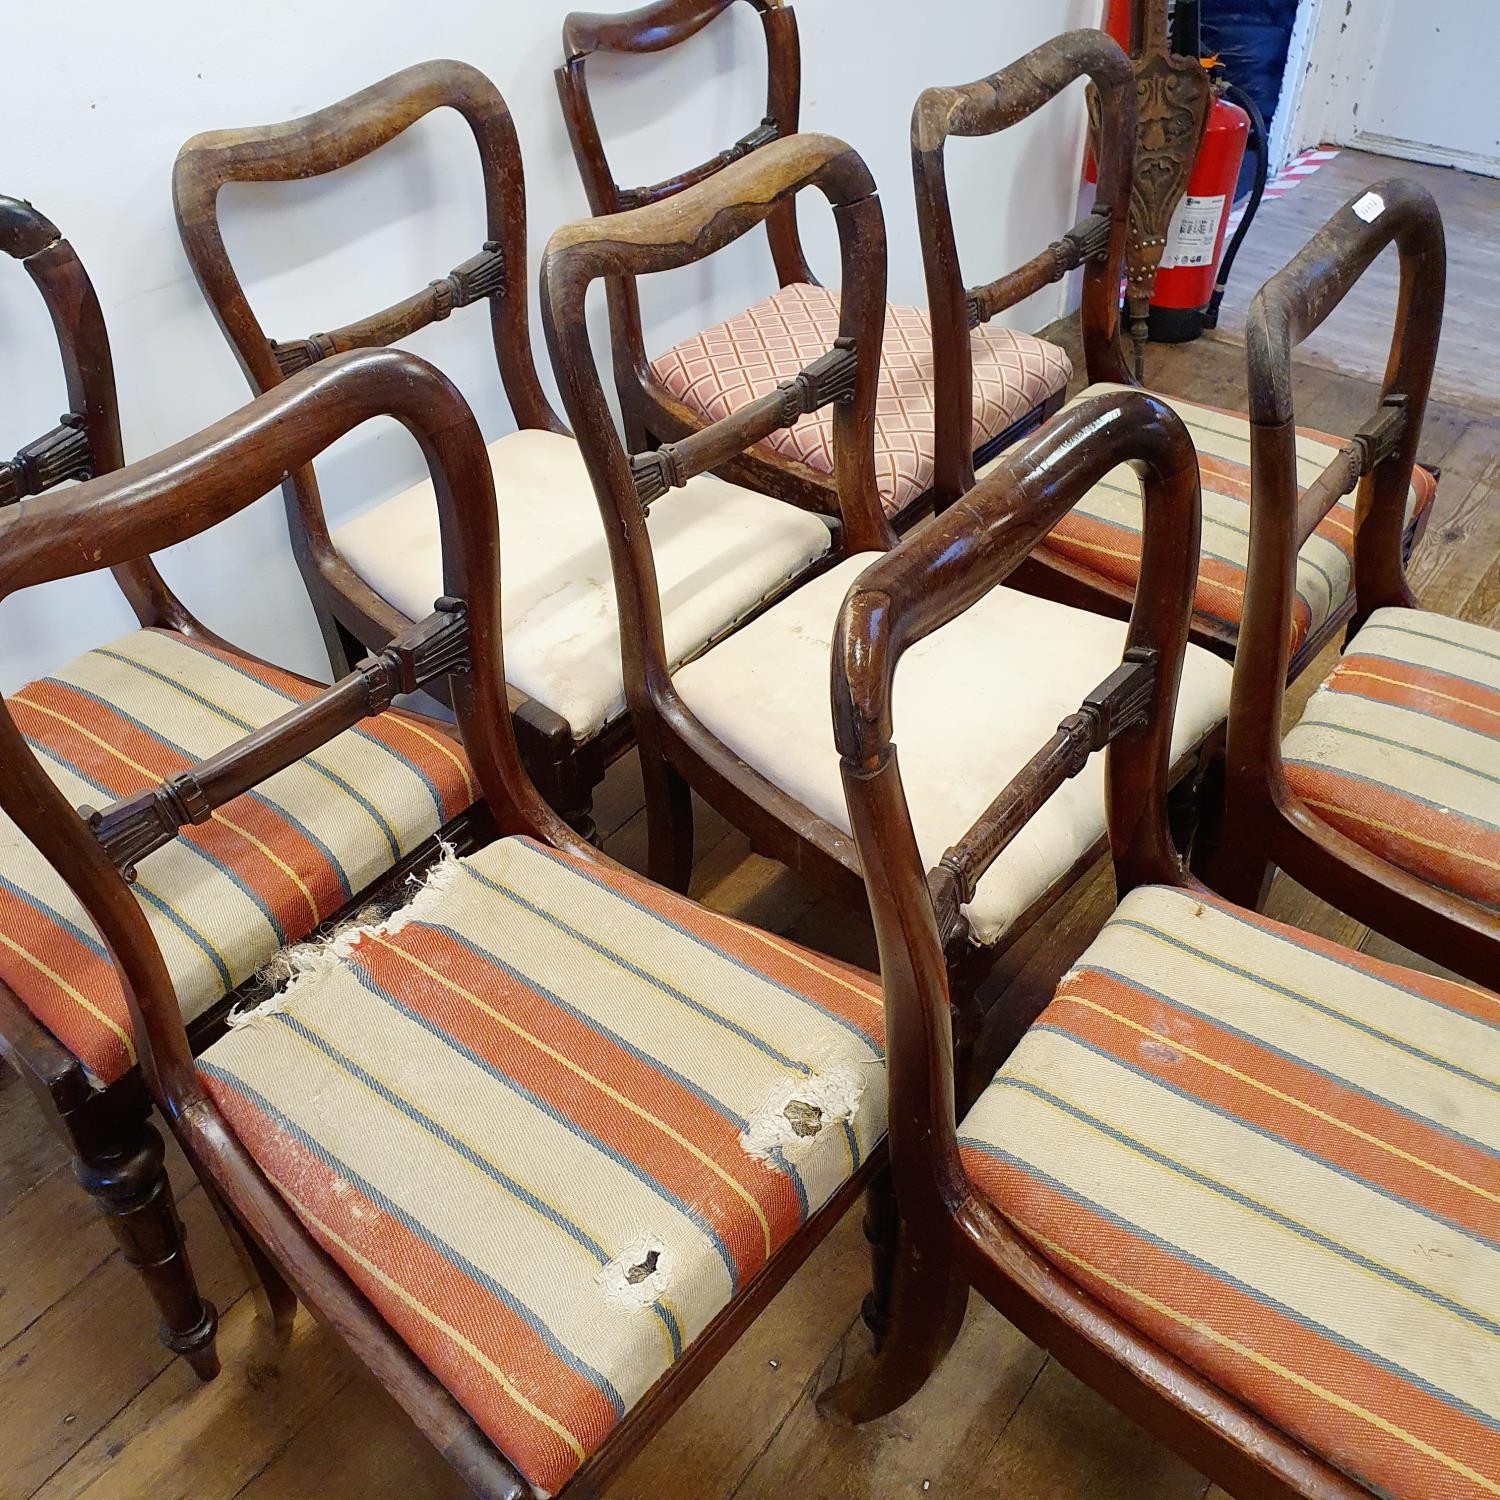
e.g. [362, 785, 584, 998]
[333, 428, 833, 741]
[0, 629, 475, 1085]
[198, 835, 885, 1497]
[672, 554, 1232, 945]
[650, 283, 1071, 520]
[959, 883, 1500, 1500]
[984, 384, 1438, 655]
[1282, 608, 1499, 909]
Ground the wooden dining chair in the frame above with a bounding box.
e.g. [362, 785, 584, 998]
[541, 132, 1233, 1061]
[173, 60, 835, 844]
[0, 343, 893, 1498]
[913, 29, 1439, 685]
[555, 0, 1072, 530]
[820, 382, 1499, 1500]
[0, 199, 483, 1380]
[1201, 179, 1496, 987]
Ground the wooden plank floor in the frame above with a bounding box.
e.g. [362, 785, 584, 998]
[3, 148, 1498, 1498]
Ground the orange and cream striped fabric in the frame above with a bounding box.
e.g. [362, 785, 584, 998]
[1283, 608, 1499, 910]
[959, 883, 1500, 1500]
[651, 283, 1071, 519]
[198, 835, 886, 1497]
[0, 629, 475, 1085]
[982, 384, 1438, 654]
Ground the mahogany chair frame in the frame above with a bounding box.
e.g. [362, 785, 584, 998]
[820, 385, 1378, 1499]
[541, 133, 1224, 1070]
[172, 60, 621, 838]
[1204, 179, 1497, 986]
[556, 0, 1064, 528]
[0, 345, 886, 1498]
[913, 30, 1433, 687]
[0, 200, 486, 1382]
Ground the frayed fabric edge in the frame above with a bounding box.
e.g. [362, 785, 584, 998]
[226, 842, 462, 1030]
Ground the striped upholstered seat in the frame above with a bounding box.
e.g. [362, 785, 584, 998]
[959, 884, 1499, 1500]
[1282, 608, 1499, 910]
[980, 385, 1438, 654]
[0, 629, 475, 1085]
[198, 835, 886, 1497]
[651, 283, 1072, 519]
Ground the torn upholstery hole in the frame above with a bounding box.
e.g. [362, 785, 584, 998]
[597, 1234, 672, 1309]
[740, 1064, 867, 1164]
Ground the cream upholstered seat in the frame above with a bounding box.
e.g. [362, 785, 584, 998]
[651, 283, 1071, 519]
[1282, 608, 1500, 908]
[959, 882, 1500, 1500]
[0, 628, 475, 1085]
[672, 555, 1232, 944]
[199, 834, 886, 1498]
[333, 428, 833, 740]
[980, 385, 1438, 653]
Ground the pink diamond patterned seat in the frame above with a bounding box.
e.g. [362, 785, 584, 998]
[980, 384, 1438, 655]
[198, 834, 887, 1497]
[1281, 608, 1500, 909]
[958, 883, 1500, 1500]
[650, 283, 1072, 519]
[0, 628, 475, 1085]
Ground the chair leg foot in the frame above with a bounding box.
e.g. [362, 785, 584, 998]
[75, 1112, 220, 1381]
[559, 790, 600, 848]
[819, 1174, 966, 1425]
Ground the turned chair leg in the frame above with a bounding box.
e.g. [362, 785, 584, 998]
[643, 750, 694, 894]
[74, 1103, 220, 1380]
[201, 1174, 298, 1346]
[818, 1172, 968, 1425]
[558, 788, 601, 848]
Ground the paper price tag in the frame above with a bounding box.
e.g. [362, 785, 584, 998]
[1353, 191, 1385, 223]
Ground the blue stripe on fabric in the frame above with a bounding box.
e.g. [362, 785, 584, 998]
[955, 1134, 1500, 1437]
[88, 646, 406, 859]
[1077, 958, 1500, 1161]
[1025, 1023, 1500, 1255]
[1367, 619, 1500, 666]
[989, 1072, 1500, 1338]
[511, 842, 883, 1052]
[131, 887, 233, 994]
[384, 916, 817, 1212]
[347, 963, 740, 1299]
[1292, 721, 1500, 790]
[1104, 918, 1500, 1091]
[29, 679, 359, 902]
[198, 1059, 627, 1414]
[0, 871, 109, 961]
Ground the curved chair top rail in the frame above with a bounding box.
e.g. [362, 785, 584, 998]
[831, 386, 1202, 1190]
[172, 59, 556, 431]
[0, 194, 211, 633]
[556, 0, 812, 351]
[541, 132, 891, 693]
[1234, 178, 1445, 752]
[910, 31, 1136, 496]
[0, 347, 554, 1101]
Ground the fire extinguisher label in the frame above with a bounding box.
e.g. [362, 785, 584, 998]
[1161, 194, 1226, 269]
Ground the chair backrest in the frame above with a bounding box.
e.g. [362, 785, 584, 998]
[911, 31, 1136, 501]
[0, 347, 551, 1105]
[172, 60, 561, 644]
[556, 0, 812, 394]
[540, 131, 893, 716]
[1230, 178, 1444, 813]
[830, 387, 1202, 1207]
[0, 197, 205, 635]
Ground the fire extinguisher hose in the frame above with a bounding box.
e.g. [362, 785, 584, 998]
[1203, 80, 1268, 329]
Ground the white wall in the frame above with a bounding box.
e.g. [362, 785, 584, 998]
[0, 0, 1096, 694]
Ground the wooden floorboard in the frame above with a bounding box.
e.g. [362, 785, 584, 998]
[2, 145, 1497, 1499]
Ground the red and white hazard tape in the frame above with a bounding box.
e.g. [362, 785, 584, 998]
[1226, 144, 1340, 234]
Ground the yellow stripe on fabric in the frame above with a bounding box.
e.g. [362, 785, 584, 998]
[284, 1014, 680, 1366]
[0, 929, 135, 1062]
[387, 717, 475, 802]
[1333, 670, 1500, 722]
[368, 935, 775, 1255]
[13, 696, 321, 925]
[1303, 799, 1500, 876]
[1016, 1222, 1500, 1498]
[1003, 1063, 1499, 1331]
[267, 1168, 588, 1464]
[696, 908, 884, 1010]
[1124, 920, 1500, 1087]
[1055, 990, 1500, 1209]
